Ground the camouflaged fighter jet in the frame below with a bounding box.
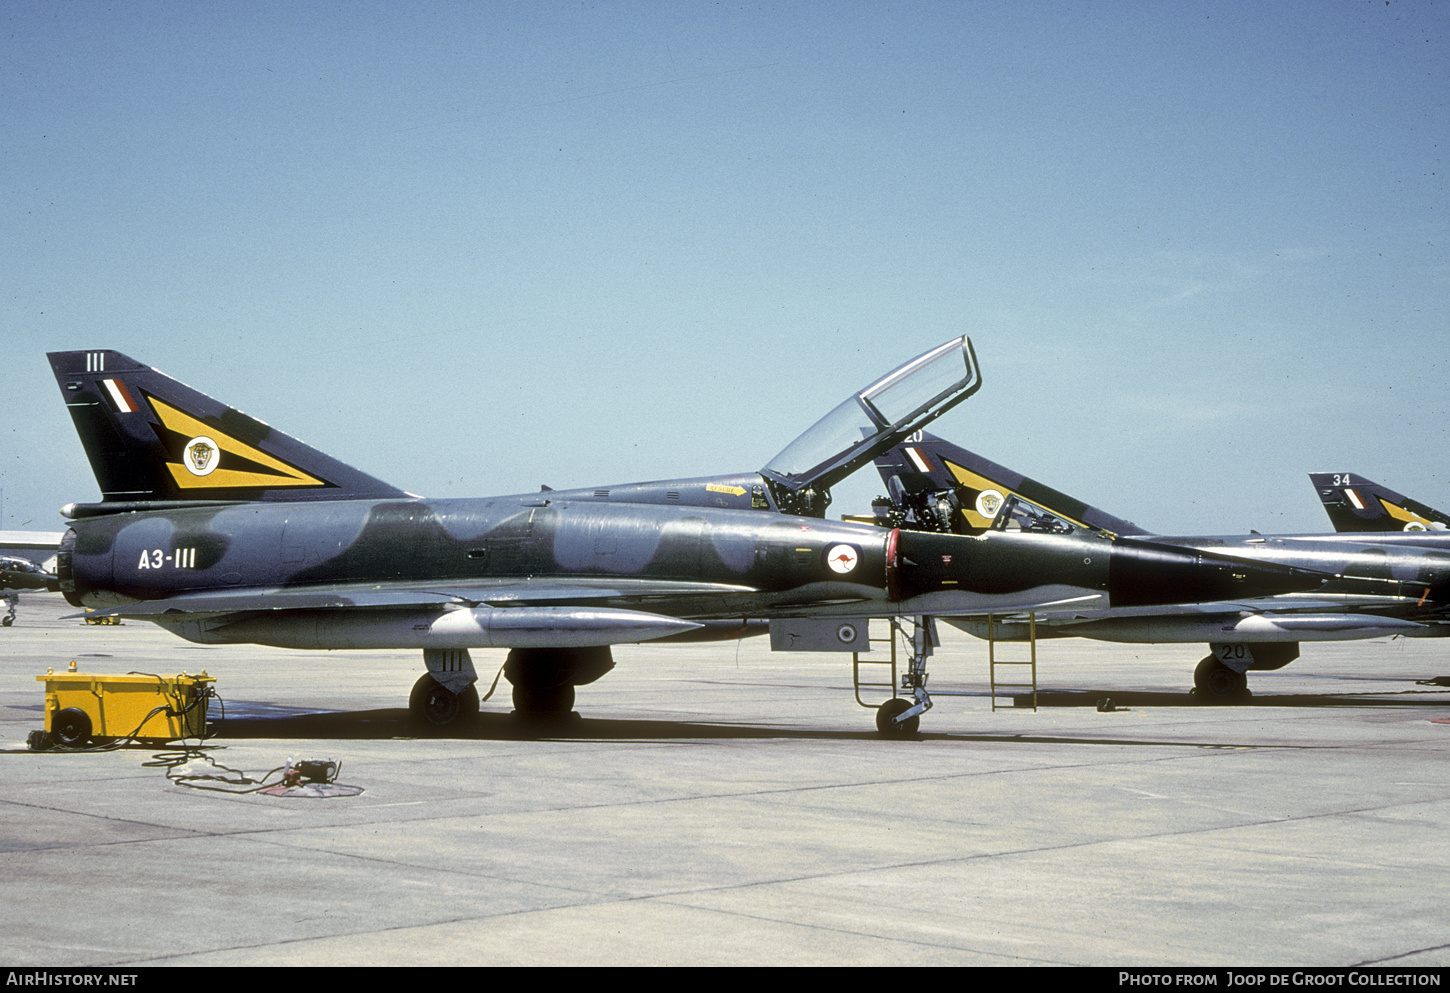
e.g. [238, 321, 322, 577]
[1310, 472, 1450, 533]
[869, 433, 1450, 702]
[0, 531, 63, 626]
[46, 339, 1339, 733]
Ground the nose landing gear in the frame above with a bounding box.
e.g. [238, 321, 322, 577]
[873, 616, 936, 736]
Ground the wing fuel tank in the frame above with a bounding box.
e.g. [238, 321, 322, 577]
[952, 613, 1425, 644]
[197, 605, 704, 650]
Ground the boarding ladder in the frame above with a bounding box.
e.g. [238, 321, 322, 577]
[988, 613, 1038, 711]
[852, 617, 899, 708]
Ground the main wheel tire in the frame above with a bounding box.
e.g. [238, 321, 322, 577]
[52, 707, 92, 748]
[1193, 656, 1251, 703]
[876, 697, 920, 736]
[409, 674, 479, 727]
[512, 681, 576, 719]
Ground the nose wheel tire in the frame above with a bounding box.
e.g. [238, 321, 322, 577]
[876, 697, 920, 736]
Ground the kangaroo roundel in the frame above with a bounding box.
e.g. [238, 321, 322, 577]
[826, 544, 859, 574]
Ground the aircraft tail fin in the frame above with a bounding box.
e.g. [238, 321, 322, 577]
[872, 432, 1150, 536]
[48, 350, 408, 513]
[1309, 472, 1449, 533]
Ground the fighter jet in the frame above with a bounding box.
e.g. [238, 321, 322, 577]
[0, 531, 63, 626]
[45, 340, 1336, 734]
[871, 434, 1450, 701]
[1310, 472, 1450, 533]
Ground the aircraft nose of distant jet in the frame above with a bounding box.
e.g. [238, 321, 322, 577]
[1106, 538, 1332, 607]
[889, 529, 1332, 610]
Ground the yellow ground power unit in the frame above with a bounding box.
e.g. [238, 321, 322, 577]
[34, 663, 216, 748]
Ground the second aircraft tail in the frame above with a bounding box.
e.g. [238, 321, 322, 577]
[871, 432, 1150, 536]
[1309, 472, 1449, 532]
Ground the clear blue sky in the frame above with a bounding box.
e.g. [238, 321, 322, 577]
[3, 1, 1445, 535]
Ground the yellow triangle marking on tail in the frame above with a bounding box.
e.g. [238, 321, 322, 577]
[1379, 499, 1432, 528]
[152, 398, 325, 490]
[943, 459, 1095, 532]
[943, 460, 1018, 529]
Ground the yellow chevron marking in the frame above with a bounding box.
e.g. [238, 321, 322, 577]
[706, 483, 747, 496]
[942, 459, 1096, 532]
[943, 460, 1023, 529]
[1379, 499, 1433, 528]
[152, 398, 324, 490]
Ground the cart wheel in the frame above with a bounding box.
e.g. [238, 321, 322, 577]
[52, 708, 92, 748]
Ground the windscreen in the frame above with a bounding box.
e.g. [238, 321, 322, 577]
[762, 336, 979, 493]
[991, 495, 1080, 535]
[761, 396, 876, 480]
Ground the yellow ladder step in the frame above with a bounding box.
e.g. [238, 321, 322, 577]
[988, 613, 1038, 711]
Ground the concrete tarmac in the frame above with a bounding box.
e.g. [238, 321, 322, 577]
[2, 592, 1448, 967]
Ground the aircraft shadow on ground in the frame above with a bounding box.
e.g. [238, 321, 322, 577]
[212, 708, 893, 743]
[1028, 688, 1450, 710]
[198, 684, 1450, 747]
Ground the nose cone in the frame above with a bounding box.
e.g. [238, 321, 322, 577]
[0, 561, 50, 591]
[1108, 538, 1330, 608]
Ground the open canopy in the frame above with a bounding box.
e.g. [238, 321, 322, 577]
[761, 336, 981, 498]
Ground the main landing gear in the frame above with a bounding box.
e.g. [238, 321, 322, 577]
[406, 646, 616, 727]
[409, 648, 481, 728]
[410, 673, 480, 726]
[504, 647, 612, 720]
[1192, 655, 1251, 703]
[1192, 642, 1298, 703]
